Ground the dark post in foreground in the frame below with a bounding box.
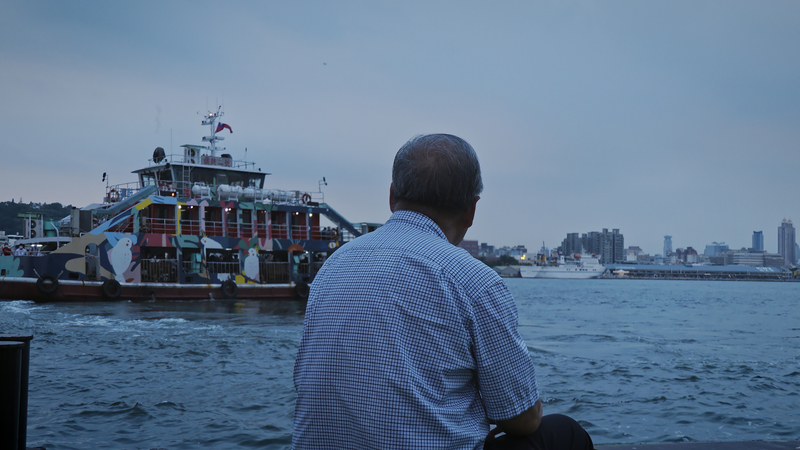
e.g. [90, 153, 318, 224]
[0, 335, 33, 450]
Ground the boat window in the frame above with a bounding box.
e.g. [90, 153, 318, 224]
[183, 167, 265, 188]
[141, 172, 156, 187]
[226, 208, 237, 226]
[205, 207, 220, 221]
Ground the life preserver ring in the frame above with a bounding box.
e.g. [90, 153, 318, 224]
[36, 275, 59, 295]
[301, 193, 311, 204]
[102, 279, 121, 299]
[295, 282, 310, 299]
[221, 279, 238, 299]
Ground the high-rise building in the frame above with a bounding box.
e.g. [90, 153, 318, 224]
[778, 219, 796, 266]
[581, 232, 601, 256]
[704, 242, 729, 257]
[561, 233, 583, 256]
[752, 231, 764, 251]
[600, 228, 624, 264]
[663, 235, 672, 257]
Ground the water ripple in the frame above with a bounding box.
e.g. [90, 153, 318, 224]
[3, 282, 800, 447]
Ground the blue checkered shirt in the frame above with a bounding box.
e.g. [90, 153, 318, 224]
[293, 210, 539, 449]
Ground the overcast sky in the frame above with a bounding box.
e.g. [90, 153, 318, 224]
[2, 1, 799, 255]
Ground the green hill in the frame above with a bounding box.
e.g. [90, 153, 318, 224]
[0, 201, 74, 236]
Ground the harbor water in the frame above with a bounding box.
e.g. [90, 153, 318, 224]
[1, 279, 798, 449]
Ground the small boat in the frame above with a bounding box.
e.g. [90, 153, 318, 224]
[519, 253, 606, 279]
[0, 107, 364, 302]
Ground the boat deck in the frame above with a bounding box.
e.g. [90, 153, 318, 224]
[598, 441, 799, 450]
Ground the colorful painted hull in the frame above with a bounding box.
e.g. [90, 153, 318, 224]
[0, 220, 325, 302]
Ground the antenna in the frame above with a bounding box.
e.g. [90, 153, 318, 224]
[319, 177, 328, 192]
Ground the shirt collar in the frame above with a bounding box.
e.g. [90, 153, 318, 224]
[386, 209, 448, 242]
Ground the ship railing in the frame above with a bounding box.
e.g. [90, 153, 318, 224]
[260, 262, 291, 283]
[339, 229, 358, 244]
[140, 217, 177, 235]
[181, 261, 202, 274]
[106, 216, 135, 234]
[203, 220, 224, 236]
[240, 223, 254, 236]
[297, 263, 311, 275]
[152, 150, 257, 172]
[264, 189, 324, 206]
[255, 223, 269, 236]
[141, 259, 179, 283]
[290, 225, 308, 239]
[179, 218, 202, 235]
[312, 227, 338, 241]
[271, 224, 289, 239]
[105, 182, 145, 204]
[207, 261, 240, 274]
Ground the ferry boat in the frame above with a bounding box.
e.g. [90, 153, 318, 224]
[0, 107, 364, 302]
[519, 253, 606, 279]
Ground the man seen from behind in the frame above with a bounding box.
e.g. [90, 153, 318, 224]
[293, 134, 593, 450]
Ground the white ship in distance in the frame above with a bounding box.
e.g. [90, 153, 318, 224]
[519, 253, 606, 279]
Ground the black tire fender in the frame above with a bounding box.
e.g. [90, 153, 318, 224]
[102, 279, 122, 299]
[36, 275, 59, 295]
[295, 282, 310, 299]
[221, 279, 238, 299]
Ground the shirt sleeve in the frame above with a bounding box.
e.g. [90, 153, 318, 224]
[470, 279, 540, 421]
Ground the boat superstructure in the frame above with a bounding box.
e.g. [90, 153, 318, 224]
[0, 107, 363, 301]
[519, 253, 606, 279]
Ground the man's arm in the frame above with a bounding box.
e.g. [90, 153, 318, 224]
[495, 399, 543, 436]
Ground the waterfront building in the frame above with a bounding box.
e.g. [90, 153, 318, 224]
[604, 263, 791, 280]
[581, 231, 601, 256]
[458, 239, 479, 257]
[479, 242, 495, 258]
[570, 229, 624, 263]
[663, 236, 672, 258]
[600, 228, 624, 264]
[561, 233, 583, 256]
[778, 219, 796, 266]
[626, 246, 642, 262]
[676, 247, 698, 264]
[495, 245, 528, 261]
[752, 231, 764, 252]
[732, 251, 765, 266]
[704, 242, 729, 257]
[726, 248, 784, 268]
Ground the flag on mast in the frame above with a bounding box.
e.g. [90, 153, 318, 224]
[215, 123, 233, 133]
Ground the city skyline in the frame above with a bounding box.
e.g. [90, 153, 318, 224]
[2, 2, 799, 256]
[0, 197, 794, 259]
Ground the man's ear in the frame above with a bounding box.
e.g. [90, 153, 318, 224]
[461, 196, 479, 229]
[389, 184, 397, 212]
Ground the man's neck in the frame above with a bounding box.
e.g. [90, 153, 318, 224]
[392, 201, 469, 245]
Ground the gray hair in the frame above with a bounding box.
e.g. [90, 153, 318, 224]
[392, 134, 483, 212]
